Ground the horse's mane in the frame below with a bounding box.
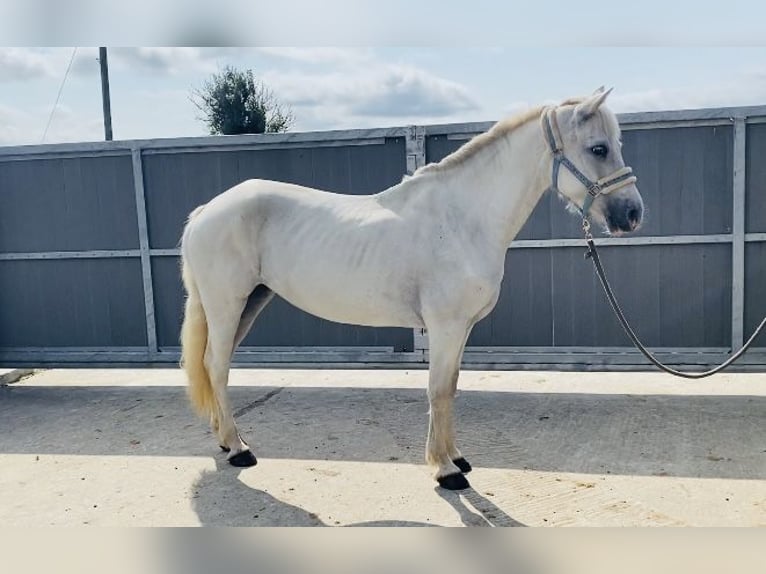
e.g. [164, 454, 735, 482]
[411, 97, 586, 178]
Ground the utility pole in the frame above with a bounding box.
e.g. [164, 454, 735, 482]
[99, 47, 113, 141]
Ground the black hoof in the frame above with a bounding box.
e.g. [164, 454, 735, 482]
[219, 445, 230, 452]
[453, 457, 472, 474]
[228, 449, 257, 467]
[437, 472, 470, 491]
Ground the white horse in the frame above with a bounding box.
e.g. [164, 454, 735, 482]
[180, 88, 643, 490]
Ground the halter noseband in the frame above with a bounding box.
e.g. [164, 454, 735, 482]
[542, 106, 637, 221]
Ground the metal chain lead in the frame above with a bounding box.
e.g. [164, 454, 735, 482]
[582, 217, 593, 241]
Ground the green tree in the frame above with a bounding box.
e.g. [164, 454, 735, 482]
[191, 66, 294, 135]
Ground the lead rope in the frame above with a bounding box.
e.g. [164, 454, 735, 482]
[583, 219, 766, 378]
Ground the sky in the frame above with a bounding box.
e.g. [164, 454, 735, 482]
[3, 46, 766, 146]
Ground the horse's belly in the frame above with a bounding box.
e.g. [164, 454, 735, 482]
[277, 291, 420, 327]
[252, 192, 424, 327]
[276, 284, 420, 328]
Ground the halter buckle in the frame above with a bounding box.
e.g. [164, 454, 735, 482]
[587, 183, 601, 197]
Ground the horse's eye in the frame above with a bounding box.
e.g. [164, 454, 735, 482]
[590, 144, 608, 158]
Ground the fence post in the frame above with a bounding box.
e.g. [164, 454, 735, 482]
[731, 117, 746, 350]
[131, 145, 159, 357]
[405, 125, 429, 357]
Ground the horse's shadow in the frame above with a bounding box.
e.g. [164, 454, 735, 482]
[165, 462, 532, 574]
[192, 456, 324, 527]
[192, 455, 525, 527]
[435, 487, 526, 527]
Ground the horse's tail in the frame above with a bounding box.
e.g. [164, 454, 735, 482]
[180, 206, 215, 419]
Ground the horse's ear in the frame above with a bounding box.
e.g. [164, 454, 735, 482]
[575, 87, 613, 121]
[593, 85, 605, 94]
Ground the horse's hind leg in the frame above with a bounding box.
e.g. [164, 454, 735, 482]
[425, 323, 472, 490]
[233, 285, 275, 350]
[211, 285, 275, 453]
[202, 295, 256, 466]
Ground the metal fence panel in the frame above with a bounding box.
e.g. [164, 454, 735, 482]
[745, 243, 766, 347]
[0, 154, 138, 253]
[746, 124, 766, 233]
[0, 258, 146, 347]
[467, 244, 731, 348]
[619, 126, 733, 238]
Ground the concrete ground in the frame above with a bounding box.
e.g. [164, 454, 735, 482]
[0, 368, 764, 527]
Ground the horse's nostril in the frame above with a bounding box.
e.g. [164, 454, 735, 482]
[627, 206, 641, 224]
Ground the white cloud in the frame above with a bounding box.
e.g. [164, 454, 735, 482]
[263, 62, 480, 129]
[255, 47, 372, 66]
[0, 102, 102, 146]
[610, 74, 766, 113]
[0, 103, 33, 145]
[109, 47, 239, 75]
[70, 47, 100, 77]
[0, 48, 55, 81]
[40, 104, 103, 144]
[0, 48, 102, 83]
[348, 66, 477, 117]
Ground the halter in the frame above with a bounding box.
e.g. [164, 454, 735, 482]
[542, 106, 637, 224]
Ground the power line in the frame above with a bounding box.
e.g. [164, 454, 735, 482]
[41, 47, 78, 143]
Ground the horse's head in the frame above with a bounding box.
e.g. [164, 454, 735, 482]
[544, 88, 643, 235]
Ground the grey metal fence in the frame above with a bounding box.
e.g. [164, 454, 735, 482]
[1, 105, 765, 369]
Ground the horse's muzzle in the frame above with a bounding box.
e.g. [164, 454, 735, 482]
[605, 197, 643, 234]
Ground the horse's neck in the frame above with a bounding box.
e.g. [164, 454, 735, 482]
[438, 118, 549, 250]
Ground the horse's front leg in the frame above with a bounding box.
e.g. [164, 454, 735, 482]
[426, 323, 472, 490]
